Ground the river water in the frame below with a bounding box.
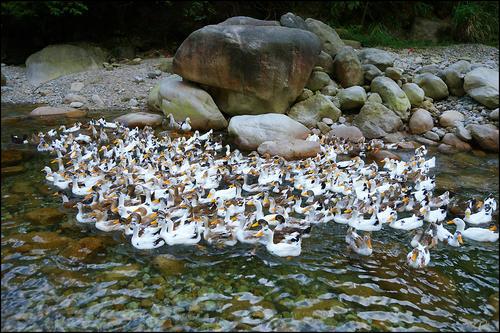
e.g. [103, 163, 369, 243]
[1, 104, 498, 331]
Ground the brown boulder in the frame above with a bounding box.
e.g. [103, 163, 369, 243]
[173, 24, 321, 115]
[257, 139, 320, 160]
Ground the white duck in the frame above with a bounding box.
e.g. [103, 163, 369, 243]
[448, 218, 499, 242]
[255, 224, 302, 257]
[389, 214, 423, 231]
[345, 227, 372, 256]
[406, 243, 430, 269]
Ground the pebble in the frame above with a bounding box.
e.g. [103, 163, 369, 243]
[129, 98, 139, 107]
[423, 131, 440, 141]
[454, 124, 472, 141]
[338, 116, 346, 124]
[70, 82, 84, 92]
[69, 101, 84, 108]
[322, 117, 333, 125]
[133, 76, 144, 83]
[91, 94, 105, 108]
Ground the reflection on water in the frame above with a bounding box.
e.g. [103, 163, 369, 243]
[1, 103, 498, 331]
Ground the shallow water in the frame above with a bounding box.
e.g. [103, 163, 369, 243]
[1, 103, 499, 331]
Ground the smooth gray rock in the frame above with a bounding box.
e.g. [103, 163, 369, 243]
[442, 60, 471, 96]
[306, 71, 331, 91]
[413, 73, 449, 100]
[358, 48, 396, 71]
[362, 64, 383, 82]
[288, 93, 341, 128]
[280, 12, 308, 30]
[304, 18, 344, 57]
[464, 67, 499, 109]
[338, 86, 367, 110]
[409, 108, 434, 134]
[114, 112, 163, 128]
[402, 83, 425, 106]
[370, 76, 411, 120]
[439, 110, 464, 127]
[228, 114, 310, 150]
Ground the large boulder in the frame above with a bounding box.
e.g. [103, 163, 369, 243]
[467, 124, 499, 152]
[147, 75, 228, 130]
[114, 112, 164, 128]
[402, 83, 425, 106]
[173, 24, 321, 115]
[228, 114, 310, 150]
[279, 12, 308, 30]
[409, 108, 434, 134]
[219, 16, 279, 26]
[353, 102, 403, 139]
[304, 18, 344, 57]
[441, 60, 471, 96]
[338, 86, 366, 110]
[26, 44, 106, 85]
[332, 46, 364, 87]
[370, 76, 411, 120]
[464, 67, 499, 109]
[413, 73, 449, 101]
[358, 48, 396, 71]
[257, 139, 320, 160]
[287, 93, 341, 128]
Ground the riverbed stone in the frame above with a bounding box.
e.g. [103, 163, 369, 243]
[328, 124, 364, 142]
[61, 237, 106, 260]
[370, 76, 411, 120]
[153, 255, 185, 276]
[442, 133, 471, 151]
[315, 51, 334, 75]
[64, 93, 88, 104]
[362, 64, 383, 82]
[257, 139, 320, 160]
[358, 48, 396, 71]
[464, 67, 499, 109]
[70, 82, 84, 92]
[442, 60, 471, 96]
[5, 231, 71, 253]
[439, 110, 464, 127]
[438, 143, 459, 154]
[114, 112, 164, 128]
[173, 24, 321, 115]
[402, 83, 425, 106]
[338, 86, 366, 110]
[385, 67, 403, 81]
[320, 83, 338, 96]
[26, 44, 107, 85]
[353, 102, 403, 139]
[148, 75, 228, 130]
[383, 131, 406, 143]
[409, 108, 434, 134]
[454, 123, 472, 142]
[413, 73, 449, 100]
[30, 106, 87, 118]
[288, 93, 341, 128]
[332, 46, 364, 87]
[489, 108, 499, 120]
[228, 114, 310, 150]
[305, 71, 331, 91]
[1, 150, 24, 167]
[367, 92, 382, 104]
[69, 101, 84, 108]
[280, 12, 308, 30]
[467, 124, 499, 152]
[304, 18, 344, 57]
[25, 207, 65, 225]
[1, 165, 25, 176]
[296, 88, 314, 102]
[423, 131, 440, 141]
[91, 94, 105, 107]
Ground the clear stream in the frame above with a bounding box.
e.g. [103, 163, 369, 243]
[1, 104, 499, 331]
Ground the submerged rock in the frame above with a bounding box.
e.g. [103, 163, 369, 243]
[25, 207, 65, 225]
[30, 106, 87, 118]
[153, 255, 185, 276]
[114, 112, 164, 128]
[60, 236, 106, 260]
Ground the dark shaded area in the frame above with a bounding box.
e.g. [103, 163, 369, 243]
[1, 1, 498, 64]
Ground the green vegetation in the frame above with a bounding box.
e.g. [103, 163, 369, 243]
[338, 24, 455, 49]
[0, 1, 498, 64]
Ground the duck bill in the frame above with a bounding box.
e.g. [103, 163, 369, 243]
[457, 234, 464, 244]
[255, 230, 264, 238]
[411, 251, 418, 261]
[446, 220, 455, 225]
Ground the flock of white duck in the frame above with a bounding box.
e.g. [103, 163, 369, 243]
[36, 117, 498, 269]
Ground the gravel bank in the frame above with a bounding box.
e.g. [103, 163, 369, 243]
[1, 44, 498, 117]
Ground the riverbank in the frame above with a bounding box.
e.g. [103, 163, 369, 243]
[1, 44, 498, 112]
